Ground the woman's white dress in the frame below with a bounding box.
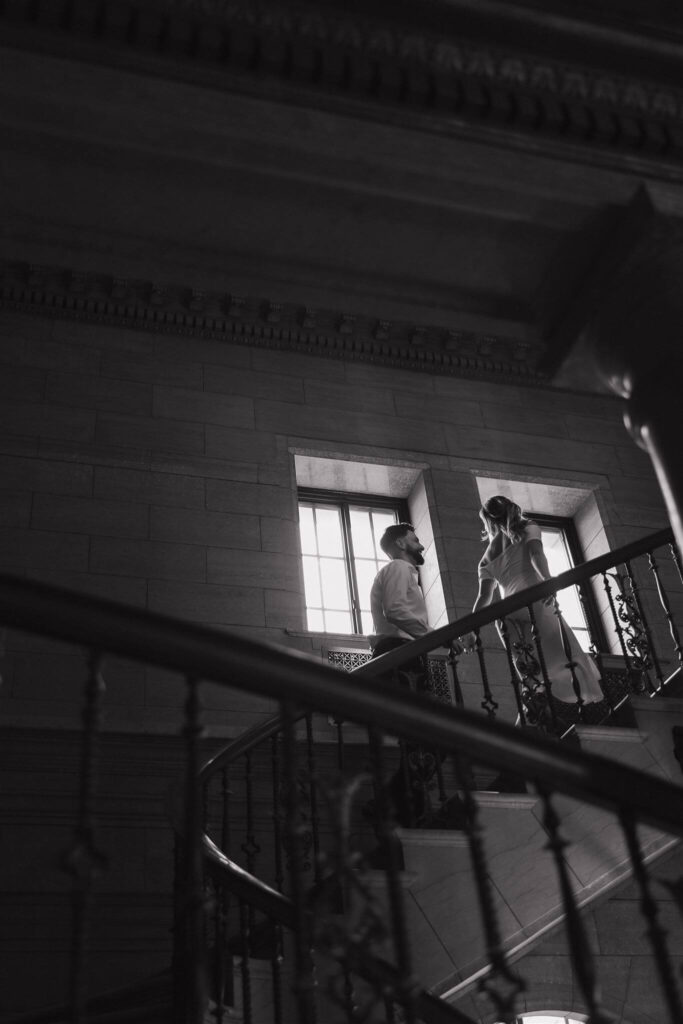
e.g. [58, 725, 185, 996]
[478, 523, 603, 704]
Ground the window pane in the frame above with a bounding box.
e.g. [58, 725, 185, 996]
[324, 609, 353, 633]
[555, 585, 585, 629]
[349, 508, 375, 558]
[372, 511, 397, 559]
[315, 507, 344, 556]
[298, 505, 317, 555]
[572, 628, 592, 654]
[355, 559, 379, 611]
[306, 607, 324, 631]
[320, 557, 350, 610]
[541, 527, 571, 576]
[298, 493, 403, 636]
[361, 609, 374, 634]
[302, 555, 322, 607]
[540, 524, 592, 649]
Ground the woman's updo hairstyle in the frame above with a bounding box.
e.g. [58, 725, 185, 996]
[479, 495, 531, 544]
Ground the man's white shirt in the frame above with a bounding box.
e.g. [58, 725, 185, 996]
[369, 559, 429, 645]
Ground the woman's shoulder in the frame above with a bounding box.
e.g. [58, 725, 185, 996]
[480, 535, 506, 566]
[521, 519, 542, 541]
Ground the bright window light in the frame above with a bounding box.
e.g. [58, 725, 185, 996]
[298, 495, 402, 634]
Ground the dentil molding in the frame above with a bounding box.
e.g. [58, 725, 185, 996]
[3, 0, 683, 163]
[0, 261, 546, 385]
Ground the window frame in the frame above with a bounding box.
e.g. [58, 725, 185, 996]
[531, 511, 607, 652]
[298, 488, 409, 635]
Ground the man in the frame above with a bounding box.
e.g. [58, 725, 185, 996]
[370, 523, 429, 657]
[368, 523, 432, 826]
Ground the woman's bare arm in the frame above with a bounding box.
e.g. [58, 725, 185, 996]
[461, 578, 498, 650]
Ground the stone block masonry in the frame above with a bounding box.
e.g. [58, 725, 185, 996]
[0, 309, 669, 738]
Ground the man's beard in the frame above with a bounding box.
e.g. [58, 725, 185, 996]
[412, 552, 425, 566]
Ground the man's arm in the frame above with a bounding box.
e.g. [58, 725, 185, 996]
[381, 561, 429, 638]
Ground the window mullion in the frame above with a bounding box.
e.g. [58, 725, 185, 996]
[341, 503, 363, 634]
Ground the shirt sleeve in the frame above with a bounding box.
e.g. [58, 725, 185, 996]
[380, 561, 429, 638]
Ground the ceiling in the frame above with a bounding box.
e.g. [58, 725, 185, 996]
[2, 0, 683, 391]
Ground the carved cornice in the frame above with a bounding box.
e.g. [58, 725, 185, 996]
[4, 0, 683, 162]
[0, 261, 547, 385]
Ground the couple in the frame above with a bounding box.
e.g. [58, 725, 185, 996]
[370, 494, 604, 715]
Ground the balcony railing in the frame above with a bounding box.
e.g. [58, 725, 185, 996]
[1, 527, 683, 1023]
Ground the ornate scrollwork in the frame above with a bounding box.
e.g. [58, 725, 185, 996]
[509, 634, 549, 727]
[276, 766, 314, 873]
[606, 569, 653, 690]
[307, 774, 401, 1021]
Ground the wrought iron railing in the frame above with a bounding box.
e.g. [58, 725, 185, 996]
[2, 526, 683, 1023]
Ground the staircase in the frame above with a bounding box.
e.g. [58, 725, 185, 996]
[2, 528, 683, 1023]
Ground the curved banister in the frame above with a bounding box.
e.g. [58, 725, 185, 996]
[2, 526, 682, 1024]
[1, 526, 681, 836]
[197, 709, 304, 786]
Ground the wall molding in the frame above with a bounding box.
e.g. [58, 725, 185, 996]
[3, 0, 683, 164]
[0, 261, 549, 386]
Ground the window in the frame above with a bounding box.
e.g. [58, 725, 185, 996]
[533, 514, 602, 653]
[298, 490, 406, 634]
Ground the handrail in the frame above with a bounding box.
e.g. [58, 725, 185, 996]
[358, 526, 675, 677]
[1, 527, 682, 837]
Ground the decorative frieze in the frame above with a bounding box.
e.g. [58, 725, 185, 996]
[0, 260, 547, 385]
[4, 0, 683, 162]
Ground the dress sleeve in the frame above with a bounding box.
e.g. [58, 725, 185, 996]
[524, 522, 542, 542]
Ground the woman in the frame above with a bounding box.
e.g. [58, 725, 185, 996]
[460, 495, 604, 716]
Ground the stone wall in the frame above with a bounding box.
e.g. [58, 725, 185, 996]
[0, 306, 672, 737]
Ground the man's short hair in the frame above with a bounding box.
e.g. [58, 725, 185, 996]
[379, 522, 415, 555]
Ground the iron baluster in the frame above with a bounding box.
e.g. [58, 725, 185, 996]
[367, 724, 418, 1024]
[220, 763, 233, 1010]
[611, 563, 656, 691]
[536, 785, 612, 1024]
[452, 755, 524, 1021]
[62, 651, 107, 1023]
[648, 550, 683, 673]
[305, 711, 322, 885]
[435, 748, 448, 811]
[239, 899, 253, 1024]
[447, 639, 465, 707]
[473, 630, 499, 719]
[179, 675, 207, 1024]
[670, 541, 683, 586]
[498, 617, 527, 724]
[624, 558, 664, 692]
[221, 766, 231, 857]
[552, 598, 585, 715]
[241, 749, 261, 877]
[271, 735, 285, 893]
[390, 663, 419, 828]
[527, 603, 560, 735]
[281, 699, 317, 1024]
[335, 715, 346, 773]
[577, 579, 608, 707]
[602, 570, 632, 663]
[619, 809, 683, 1023]
[213, 878, 227, 1024]
[271, 919, 284, 1024]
